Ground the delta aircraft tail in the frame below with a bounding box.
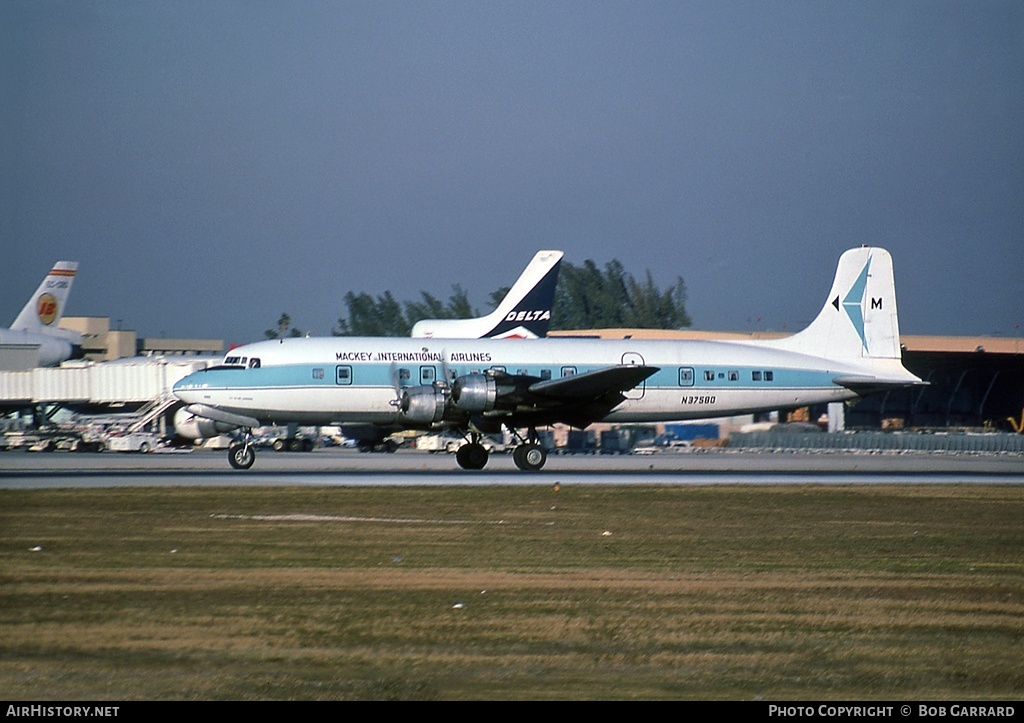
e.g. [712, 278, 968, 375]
[411, 250, 563, 339]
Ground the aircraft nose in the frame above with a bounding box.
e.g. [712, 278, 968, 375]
[172, 371, 205, 400]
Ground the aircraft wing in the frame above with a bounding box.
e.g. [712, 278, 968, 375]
[528, 365, 659, 399]
[474, 364, 660, 430]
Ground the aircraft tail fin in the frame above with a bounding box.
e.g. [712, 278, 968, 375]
[411, 250, 563, 339]
[765, 247, 904, 361]
[11, 261, 79, 333]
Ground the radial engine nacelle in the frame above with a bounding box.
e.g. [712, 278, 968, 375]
[401, 372, 530, 424]
[451, 372, 528, 413]
[173, 407, 239, 440]
[398, 384, 447, 425]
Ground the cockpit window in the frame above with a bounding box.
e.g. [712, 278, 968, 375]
[248, 358, 261, 369]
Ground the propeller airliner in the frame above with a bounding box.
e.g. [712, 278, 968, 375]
[173, 247, 923, 471]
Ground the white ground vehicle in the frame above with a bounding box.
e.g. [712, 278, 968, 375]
[105, 433, 162, 453]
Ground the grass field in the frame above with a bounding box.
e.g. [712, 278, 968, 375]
[1, 484, 1022, 700]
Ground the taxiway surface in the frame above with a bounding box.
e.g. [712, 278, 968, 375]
[1, 447, 1022, 488]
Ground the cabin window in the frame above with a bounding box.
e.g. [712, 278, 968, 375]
[765, 371, 774, 382]
[399, 368, 411, 382]
[517, 368, 529, 376]
[335, 365, 352, 385]
[420, 366, 435, 385]
[752, 371, 762, 382]
[540, 369, 552, 380]
[561, 366, 577, 378]
[728, 371, 739, 381]
[312, 368, 325, 380]
[704, 370, 716, 382]
[679, 368, 694, 386]
[491, 366, 506, 374]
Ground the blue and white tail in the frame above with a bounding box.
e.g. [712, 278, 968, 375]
[764, 247, 904, 361]
[411, 250, 563, 339]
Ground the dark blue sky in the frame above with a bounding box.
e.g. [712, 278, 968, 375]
[3, 1, 1022, 345]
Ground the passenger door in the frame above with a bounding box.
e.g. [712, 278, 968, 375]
[621, 352, 646, 399]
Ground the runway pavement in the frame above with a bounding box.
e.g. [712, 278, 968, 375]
[1, 446, 1022, 488]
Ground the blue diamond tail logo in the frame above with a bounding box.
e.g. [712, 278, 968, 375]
[841, 256, 872, 351]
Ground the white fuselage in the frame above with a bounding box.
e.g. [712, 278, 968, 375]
[0, 328, 80, 368]
[173, 335, 884, 428]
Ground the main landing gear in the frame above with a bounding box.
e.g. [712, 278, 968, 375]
[453, 427, 548, 472]
[512, 442, 547, 472]
[511, 426, 547, 471]
[455, 439, 489, 470]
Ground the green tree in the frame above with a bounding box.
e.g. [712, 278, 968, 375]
[552, 260, 690, 330]
[403, 285, 475, 325]
[331, 260, 690, 336]
[265, 313, 303, 340]
[334, 285, 478, 337]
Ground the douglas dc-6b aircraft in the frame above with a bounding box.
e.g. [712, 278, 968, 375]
[173, 247, 923, 471]
[0, 261, 82, 367]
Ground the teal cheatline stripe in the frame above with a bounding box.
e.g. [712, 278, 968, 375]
[842, 255, 871, 351]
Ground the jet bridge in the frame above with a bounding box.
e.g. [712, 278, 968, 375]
[0, 359, 213, 450]
[0, 358, 210, 410]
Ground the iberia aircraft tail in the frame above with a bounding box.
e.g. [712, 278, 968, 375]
[11, 261, 79, 333]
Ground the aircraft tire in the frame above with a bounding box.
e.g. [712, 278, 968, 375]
[513, 443, 547, 472]
[456, 442, 489, 470]
[228, 443, 256, 470]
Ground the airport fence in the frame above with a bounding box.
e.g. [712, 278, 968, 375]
[729, 431, 1024, 454]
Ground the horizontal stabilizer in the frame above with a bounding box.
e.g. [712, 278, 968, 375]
[832, 374, 928, 394]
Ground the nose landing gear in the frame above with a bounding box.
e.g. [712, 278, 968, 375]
[228, 432, 256, 470]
